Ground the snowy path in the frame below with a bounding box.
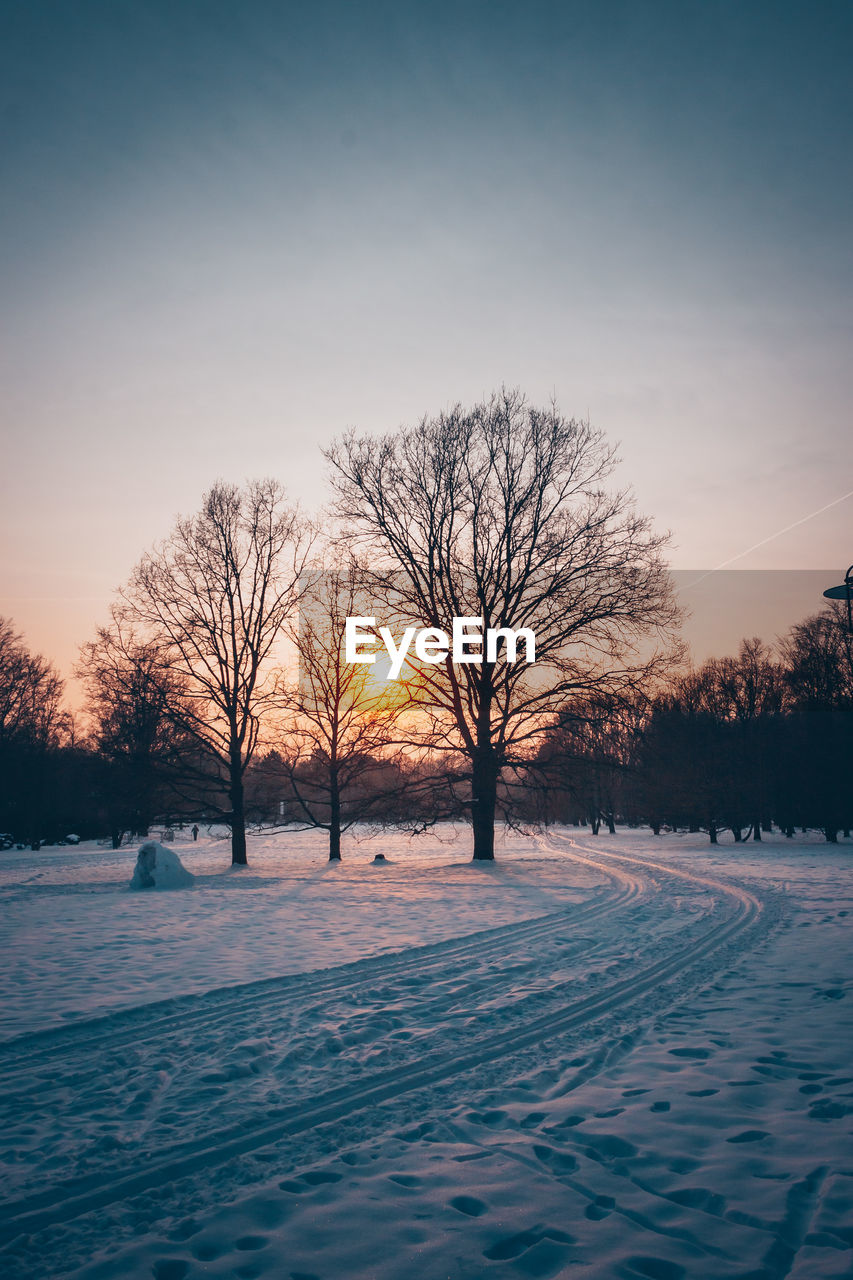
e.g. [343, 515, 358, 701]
[0, 829, 827, 1280]
[0, 871, 636, 1079]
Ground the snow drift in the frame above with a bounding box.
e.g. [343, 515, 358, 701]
[129, 841, 195, 891]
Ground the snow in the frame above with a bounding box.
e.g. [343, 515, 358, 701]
[0, 825, 599, 1038]
[129, 842, 195, 891]
[0, 825, 851, 1279]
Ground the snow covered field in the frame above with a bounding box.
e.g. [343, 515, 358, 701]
[1, 826, 851, 1279]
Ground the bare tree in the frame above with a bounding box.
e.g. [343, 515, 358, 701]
[76, 612, 192, 846]
[528, 692, 645, 833]
[779, 606, 853, 842]
[122, 480, 313, 865]
[0, 617, 71, 844]
[780, 606, 853, 711]
[326, 389, 681, 860]
[0, 617, 68, 750]
[633, 637, 791, 843]
[285, 557, 409, 860]
[713, 639, 786, 840]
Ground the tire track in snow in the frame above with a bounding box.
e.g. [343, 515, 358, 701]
[547, 830, 764, 912]
[0, 865, 640, 1136]
[0, 869, 642, 1083]
[0, 840, 765, 1247]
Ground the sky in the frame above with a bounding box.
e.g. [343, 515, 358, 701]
[1, 0, 852, 684]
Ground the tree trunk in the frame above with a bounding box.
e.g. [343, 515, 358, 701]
[471, 749, 498, 861]
[329, 769, 341, 861]
[651, 819, 661, 835]
[824, 826, 838, 844]
[752, 819, 762, 842]
[709, 822, 718, 844]
[606, 811, 616, 835]
[229, 756, 247, 866]
[732, 827, 742, 842]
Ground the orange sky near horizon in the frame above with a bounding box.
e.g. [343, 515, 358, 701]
[2, 5, 851, 698]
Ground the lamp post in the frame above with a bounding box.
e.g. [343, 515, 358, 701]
[823, 565, 853, 634]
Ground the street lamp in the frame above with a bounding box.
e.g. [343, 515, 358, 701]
[823, 564, 853, 634]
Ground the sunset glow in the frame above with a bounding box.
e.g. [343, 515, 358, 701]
[1, 9, 852, 1279]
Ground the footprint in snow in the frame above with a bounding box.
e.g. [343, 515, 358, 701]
[448, 1194, 488, 1217]
[397, 1120, 434, 1142]
[483, 1226, 575, 1261]
[302, 1169, 342, 1185]
[466, 1108, 510, 1128]
[520, 1111, 548, 1127]
[152, 1261, 189, 1280]
[809, 1098, 852, 1120]
[620, 1255, 686, 1280]
[191, 1240, 226, 1261]
[548, 1113, 585, 1130]
[668, 1047, 711, 1059]
[584, 1133, 637, 1160]
[235, 1235, 269, 1251]
[668, 1186, 726, 1216]
[585, 1195, 615, 1221]
[532, 1143, 579, 1173]
[726, 1130, 768, 1143]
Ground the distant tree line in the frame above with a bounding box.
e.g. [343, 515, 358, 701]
[1, 604, 850, 855]
[1, 391, 850, 859]
[0, 617, 74, 847]
[522, 617, 853, 844]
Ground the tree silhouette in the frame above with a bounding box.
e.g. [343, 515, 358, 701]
[76, 612, 192, 846]
[327, 390, 680, 860]
[0, 617, 70, 844]
[122, 480, 313, 865]
[285, 557, 408, 860]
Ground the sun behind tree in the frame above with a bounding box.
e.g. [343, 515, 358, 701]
[327, 389, 682, 861]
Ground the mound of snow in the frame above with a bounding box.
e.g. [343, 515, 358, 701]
[130, 841, 195, 891]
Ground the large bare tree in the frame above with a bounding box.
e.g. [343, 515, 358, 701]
[285, 556, 408, 861]
[327, 390, 681, 860]
[123, 480, 312, 865]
